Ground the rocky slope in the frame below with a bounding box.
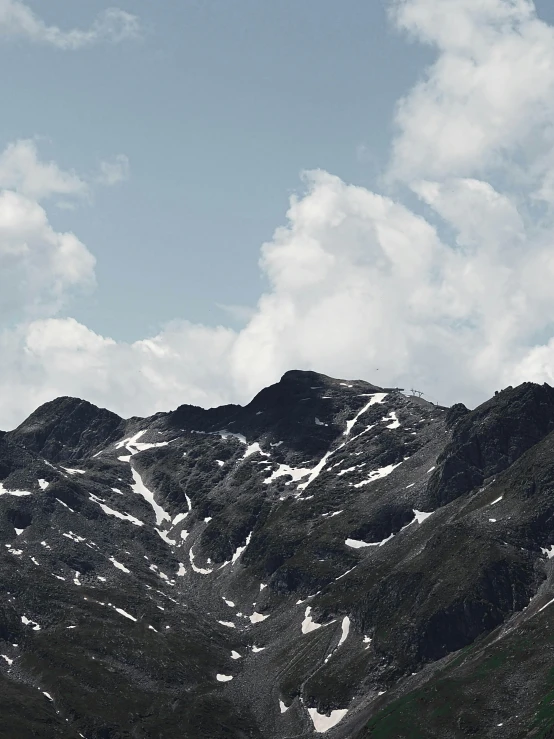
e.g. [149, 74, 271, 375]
[1, 371, 554, 737]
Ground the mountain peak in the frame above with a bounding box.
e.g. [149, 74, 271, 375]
[6, 396, 124, 463]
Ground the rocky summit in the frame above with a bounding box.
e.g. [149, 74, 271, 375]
[2, 372, 554, 737]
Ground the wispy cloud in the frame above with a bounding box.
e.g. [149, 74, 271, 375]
[0, 139, 131, 203]
[0, 1, 140, 49]
[96, 154, 130, 187]
[0, 139, 88, 201]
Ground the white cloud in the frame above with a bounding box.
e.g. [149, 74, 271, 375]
[96, 154, 130, 187]
[0, 189, 95, 324]
[0, 169, 529, 426]
[0, 318, 237, 427]
[6, 0, 554, 428]
[0, 139, 88, 201]
[0, 163, 552, 428]
[0, 2, 140, 49]
[387, 0, 554, 185]
[0, 139, 131, 204]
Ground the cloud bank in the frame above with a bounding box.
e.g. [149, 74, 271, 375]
[0, 1, 139, 49]
[3, 0, 554, 428]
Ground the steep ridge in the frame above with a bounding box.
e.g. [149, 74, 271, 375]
[6, 397, 125, 464]
[0, 373, 553, 737]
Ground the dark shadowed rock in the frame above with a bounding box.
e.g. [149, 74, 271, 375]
[6, 397, 125, 463]
[0, 373, 554, 738]
[428, 382, 554, 507]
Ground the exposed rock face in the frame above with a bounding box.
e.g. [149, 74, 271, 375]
[428, 382, 554, 507]
[6, 397, 125, 463]
[0, 372, 553, 737]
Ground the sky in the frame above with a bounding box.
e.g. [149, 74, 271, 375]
[2, 0, 554, 427]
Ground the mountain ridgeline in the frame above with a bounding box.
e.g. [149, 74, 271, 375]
[1, 371, 554, 737]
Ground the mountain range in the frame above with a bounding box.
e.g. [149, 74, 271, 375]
[1, 370, 554, 737]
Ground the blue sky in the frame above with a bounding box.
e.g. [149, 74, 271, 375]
[3, 0, 554, 426]
[0, 0, 437, 339]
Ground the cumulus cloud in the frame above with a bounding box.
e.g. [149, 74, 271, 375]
[0, 139, 88, 201]
[0, 1, 140, 49]
[0, 169, 539, 425]
[5, 0, 554, 428]
[0, 139, 132, 206]
[0, 189, 95, 324]
[387, 0, 554, 185]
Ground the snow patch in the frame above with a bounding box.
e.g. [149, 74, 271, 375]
[243, 442, 270, 459]
[307, 707, 348, 733]
[114, 607, 137, 622]
[298, 451, 332, 491]
[338, 616, 350, 647]
[345, 533, 394, 549]
[413, 510, 434, 524]
[343, 393, 387, 436]
[189, 547, 213, 574]
[109, 557, 130, 574]
[156, 528, 177, 545]
[21, 616, 40, 631]
[231, 531, 253, 564]
[172, 512, 188, 525]
[353, 462, 402, 488]
[249, 611, 269, 624]
[264, 463, 311, 485]
[301, 607, 322, 634]
[130, 468, 170, 527]
[56, 499, 74, 512]
[63, 531, 85, 543]
[90, 494, 144, 527]
[383, 411, 400, 429]
[0, 482, 31, 497]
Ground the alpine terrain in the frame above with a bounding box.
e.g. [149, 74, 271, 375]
[2, 369, 554, 738]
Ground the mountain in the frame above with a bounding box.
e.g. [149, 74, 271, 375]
[1, 370, 554, 737]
